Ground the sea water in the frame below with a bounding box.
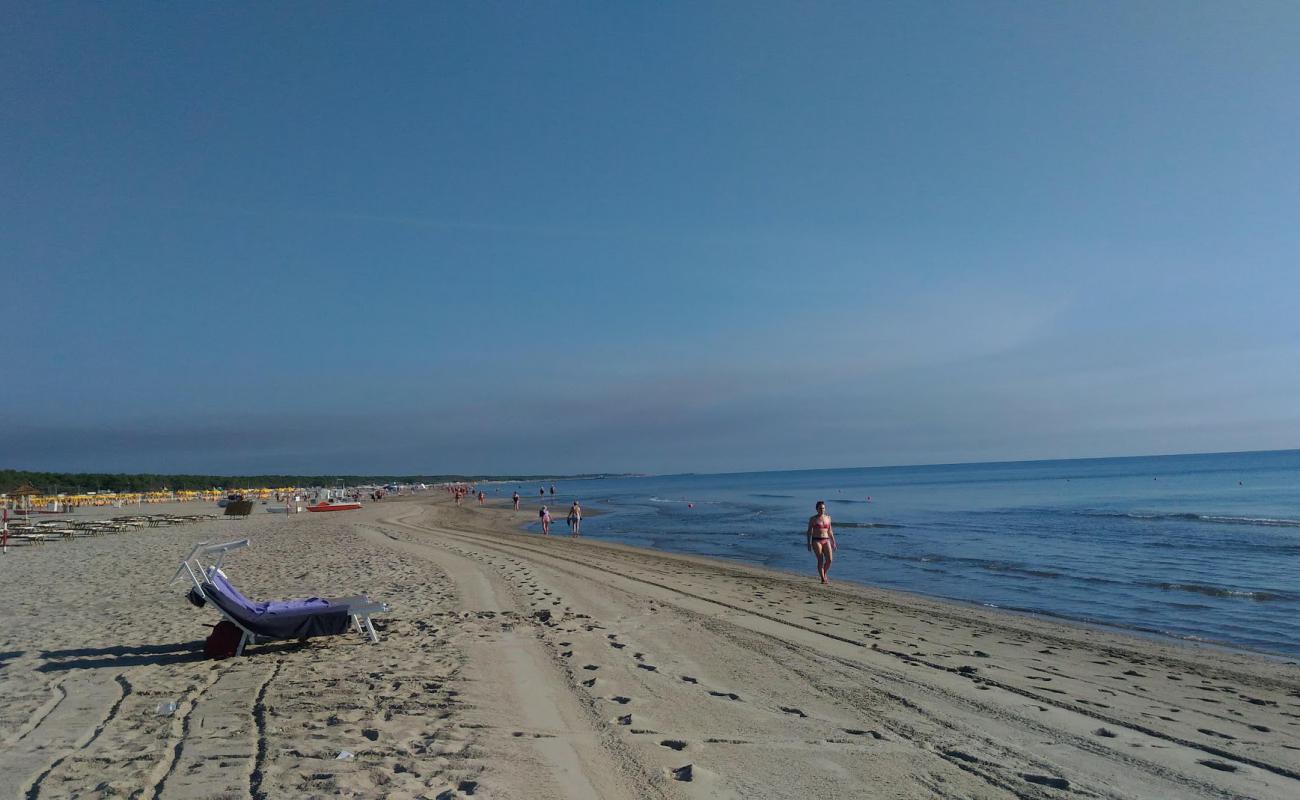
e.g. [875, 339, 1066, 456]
[520, 450, 1300, 656]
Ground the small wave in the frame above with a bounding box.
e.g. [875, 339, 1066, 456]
[1200, 515, 1300, 528]
[836, 521, 905, 529]
[1075, 510, 1300, 528]
[881, 552, 946, 565]
[750, 493, 795, 498]
[980, 563, 1063, 580]
[1146, 582, 1299, 602]
[647, 497, 718, 505]
[834, 499, 874, 504]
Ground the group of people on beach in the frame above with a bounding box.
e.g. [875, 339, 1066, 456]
[507, 488, 581, 536]
[467, 484, 836, 583]
[536, 500, 581, 536]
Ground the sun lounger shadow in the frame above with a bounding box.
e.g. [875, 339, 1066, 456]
[37, 643, 206, 672]
[42, 642, 195, 659]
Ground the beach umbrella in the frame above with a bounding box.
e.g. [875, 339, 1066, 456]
[5, 483, 41, 521]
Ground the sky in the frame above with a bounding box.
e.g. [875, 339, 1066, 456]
[2, 2, 1299, 475]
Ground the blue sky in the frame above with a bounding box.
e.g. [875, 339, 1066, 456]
[3, 2, 1298, 475]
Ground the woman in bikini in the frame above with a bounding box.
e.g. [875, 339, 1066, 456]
[806, 501, 836, 584]
[567, 501, 582, 536]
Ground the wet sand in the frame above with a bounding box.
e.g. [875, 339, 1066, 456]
[2, 493, 1298, 798]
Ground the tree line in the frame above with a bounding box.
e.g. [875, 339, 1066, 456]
[0, 469, 611, 494]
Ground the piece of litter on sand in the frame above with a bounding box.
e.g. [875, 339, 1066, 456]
[335, 751, 354, 761]
[155, 701, 177, 716]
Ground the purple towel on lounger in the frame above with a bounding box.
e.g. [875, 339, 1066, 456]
[209, 570, 331, 615]
[202, 576, 350, 640]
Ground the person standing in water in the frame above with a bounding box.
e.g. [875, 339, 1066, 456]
[539, 505, 551, 535]
[806, 500, 836, 584]
[567, 500, 582, 536]
[512, 491, 520, 511]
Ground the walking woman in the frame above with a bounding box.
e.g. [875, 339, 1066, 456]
[567, 501, 582, 536]
[806, 500, 836, 584]
[539, 505, 552, 535]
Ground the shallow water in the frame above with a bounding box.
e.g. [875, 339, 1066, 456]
[514, 450, 1300, 656]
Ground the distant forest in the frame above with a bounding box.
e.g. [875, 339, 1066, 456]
[1, 470, 621, 494]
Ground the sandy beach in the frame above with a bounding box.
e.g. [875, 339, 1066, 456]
[2, 493, 1298, 799]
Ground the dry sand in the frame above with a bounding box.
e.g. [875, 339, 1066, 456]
[2, 493, 1298, 799]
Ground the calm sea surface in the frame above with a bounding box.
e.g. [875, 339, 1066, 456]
[510, 450, 1300, 657]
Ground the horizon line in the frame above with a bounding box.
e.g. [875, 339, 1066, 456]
[5, 446, 1297, 484]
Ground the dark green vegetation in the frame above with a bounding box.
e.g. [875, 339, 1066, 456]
[1, 469, 627, 494]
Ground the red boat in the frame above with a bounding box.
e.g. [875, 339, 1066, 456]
[306, 499, 363, 512]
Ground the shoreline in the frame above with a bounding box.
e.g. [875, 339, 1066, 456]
[2, 492, 1297, 798]
[501, 497, 1300, 664]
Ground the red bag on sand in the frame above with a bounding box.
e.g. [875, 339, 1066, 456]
[204, 621, 242, 659]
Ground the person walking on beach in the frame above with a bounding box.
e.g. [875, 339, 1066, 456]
[539, 505, 552, 535]
[512, 491, 520, 511]
[567, 501, 582, 536]
[477, 491, 485, 506]
[806, 500, 836, 584]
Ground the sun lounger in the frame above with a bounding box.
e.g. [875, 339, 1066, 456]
[223, 500, 254, 517]
[171, 540, 390, 656]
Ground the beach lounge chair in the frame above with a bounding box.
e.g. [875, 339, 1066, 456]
[223, 500, 254, 517]
[171, 540, 390, 656]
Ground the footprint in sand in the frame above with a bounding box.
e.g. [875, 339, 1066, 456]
[1023, 774, 1070, 789]
[671, 764, 694, 782]
[637, 664, 658, 672]
[1197, 759, 1239, 773]
[780, 706, 808, 718]
[1198, 728, 1236, 740]
[611, 696, 632, 704]
[660, 739, 688, 751]
[680, 675, 699, 684]
[583, 665, 599, 671]
[708, 691, 741, 701]
[581, 678, 597, 688]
